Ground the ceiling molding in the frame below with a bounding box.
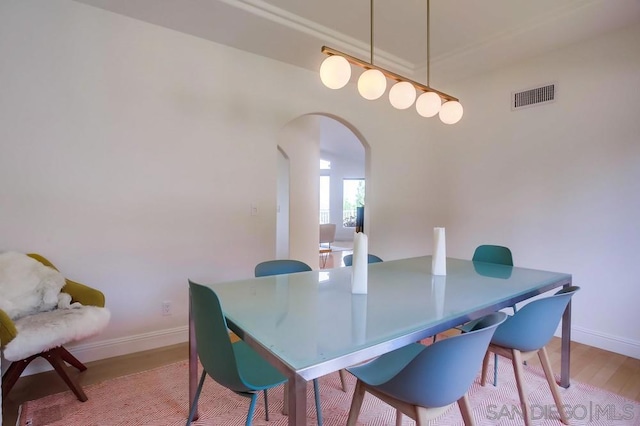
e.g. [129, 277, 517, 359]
[220, 0, 416, 75]
[444, 0, 597, 65]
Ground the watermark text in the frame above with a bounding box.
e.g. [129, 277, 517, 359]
[487, 402, 636, 422]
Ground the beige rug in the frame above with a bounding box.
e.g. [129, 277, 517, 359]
[18, 355, 640, 425]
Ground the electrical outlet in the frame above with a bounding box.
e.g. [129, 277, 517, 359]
[161, 301, 171, 316]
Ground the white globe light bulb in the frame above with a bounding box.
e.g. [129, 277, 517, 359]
[389, 81, 416, 110]
[439, 101, 464, 124]
[358, 69, 387, 100]
[416, 92, 442, 117]
[319, 55, 351, 89]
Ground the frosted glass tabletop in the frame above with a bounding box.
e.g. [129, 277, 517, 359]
[207, 256, 571, 379]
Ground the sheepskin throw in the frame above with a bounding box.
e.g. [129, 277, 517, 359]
[3, 304, 111, 361]
[0, 251, 67, 320]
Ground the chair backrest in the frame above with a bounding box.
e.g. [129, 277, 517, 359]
[319, 223, 337, 244]
[254, 260, 312, 277]
[188, 280, 251, 393]
[378, 312, 507, 408]
[490, 286, 580, 352]
[472, 245, 513, 266]
[343, 254, 383, 267]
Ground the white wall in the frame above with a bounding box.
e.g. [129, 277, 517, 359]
[0, 0, 439, 366]
[430, 23, 640, 357]
[0, 0, 637, 371]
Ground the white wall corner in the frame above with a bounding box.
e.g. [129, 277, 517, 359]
[571, 326, 640, 360]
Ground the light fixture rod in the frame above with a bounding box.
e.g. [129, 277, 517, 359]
[370, 0, 374, 64]
[321, 46, 459, 102]
[426, 0, 430, 86]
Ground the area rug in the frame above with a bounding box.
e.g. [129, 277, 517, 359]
[18, 356, 640, 426]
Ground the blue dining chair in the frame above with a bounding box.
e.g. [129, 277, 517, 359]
[346, 312, 508, 426]
[187, 281, 287, 426]
[342, 253, 383, 267]
[455, 244, 515, 385]
[254, 259, 312, 277]
[480, 286, 580, 426]
[254, 259, 325, 425]
[472, 244, 513, 266]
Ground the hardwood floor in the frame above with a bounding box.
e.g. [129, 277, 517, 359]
[3, 338, 638, 425]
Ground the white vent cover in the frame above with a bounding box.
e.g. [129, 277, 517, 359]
[512, 83, 556, 110]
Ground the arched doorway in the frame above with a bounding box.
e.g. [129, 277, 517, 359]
[277, 114, 368, 269]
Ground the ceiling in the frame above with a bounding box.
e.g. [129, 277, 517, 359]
[72, 0, 640, 162]
[74, 0, 640, 85]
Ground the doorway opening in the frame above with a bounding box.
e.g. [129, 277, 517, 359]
[277, 114, 368, 269]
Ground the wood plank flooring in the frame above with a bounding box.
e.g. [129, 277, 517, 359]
[3, 338, 638, 426]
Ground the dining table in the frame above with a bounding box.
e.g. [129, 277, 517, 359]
[188, 255, 573, 425]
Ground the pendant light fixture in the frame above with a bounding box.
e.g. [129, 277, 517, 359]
[319, 0, 463, 124]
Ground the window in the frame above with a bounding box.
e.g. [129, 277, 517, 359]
[343, 179, 364, 227]
[319, 175, 330, 224]
[319, 159, 331, 223]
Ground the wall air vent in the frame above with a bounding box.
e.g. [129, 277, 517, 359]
[512, 83, 556, 110]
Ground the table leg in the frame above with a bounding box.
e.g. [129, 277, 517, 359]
[188, 289, 199, 421]
[560, 288, 572, 388]
[288, 373, 308, 425]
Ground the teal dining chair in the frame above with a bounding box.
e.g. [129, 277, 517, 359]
[472, 244, 513, 266]
[455, 244, 515, 385]
[342, 253, 383, 267]
[346, 312, 507, 426]
[254, 259, 312, 277]
[187, 281, 287, 426]
[254, 259, 325, 425]
[479, 286, 580, 426]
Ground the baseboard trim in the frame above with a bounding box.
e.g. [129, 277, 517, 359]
[570, 326, 640, 359]
[16, 326, 189, 377]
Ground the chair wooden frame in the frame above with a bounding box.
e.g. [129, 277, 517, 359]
[481, 345, 569, 426]
[348, 380, 474, 426]
[2, 346, 88, 401]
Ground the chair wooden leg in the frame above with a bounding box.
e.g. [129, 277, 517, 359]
[415, 406, 431, 426]
[339, 368, 348, 392]
[457, 393, 476, 426]
[59, 346, 87, 371]
[511, 349, 532, 426]
[395, 409, 403, 426]
[346, 380, 366, 426]
[538, 346, 569, 424]
[44, 347, 88, 402]
[1, 354, 38, 399]
[480, 351, 491, 386]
